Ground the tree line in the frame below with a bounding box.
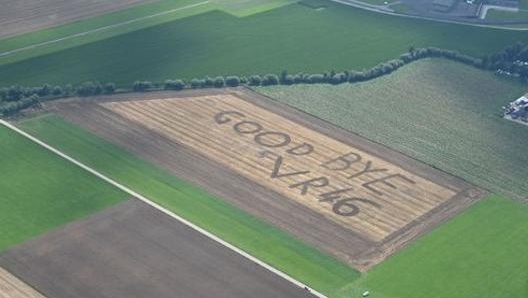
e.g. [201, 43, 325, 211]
[0, 81, 116, 116]
[131, 47, 484, 92]
[481, 42, 528, 78]
[2, 43, 526, 117]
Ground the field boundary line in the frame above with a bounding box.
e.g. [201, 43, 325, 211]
[0, 1, 210, 58]
[0, 119, 329, 298]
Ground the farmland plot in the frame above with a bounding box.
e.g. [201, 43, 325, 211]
[47, 89, 483, 270]
[0, 199, 317, 298]
[0, 0, 159, 39]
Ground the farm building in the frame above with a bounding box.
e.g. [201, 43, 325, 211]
[504, 94, 528, 122]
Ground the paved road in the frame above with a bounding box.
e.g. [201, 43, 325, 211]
[479, 5, 518, 19]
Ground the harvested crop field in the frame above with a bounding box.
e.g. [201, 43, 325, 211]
[0, 0, 158, 38]
[47, 89, 484, 270]
[0, 267, 45, 298]
[0, 199, 317, 298]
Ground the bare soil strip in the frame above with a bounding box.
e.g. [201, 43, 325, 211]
[0, 200, 317, 298]
[0, 0, 160, 39]
[48, 89, 485, 270]
[0, 267, 46, 298]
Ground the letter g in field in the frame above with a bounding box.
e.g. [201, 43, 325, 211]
[214, 111, 245, 124]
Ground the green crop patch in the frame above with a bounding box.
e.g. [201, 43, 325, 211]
[349, 195, 528, 298]
[486, 10, 528, 22]
[0, 1, 526, 87]
[17, 114, 360, 297]
[0, 123, 127, 252]
[0, 0, 214, 65]
[0, 0, 295, 65]
[257, 58, 528, 200]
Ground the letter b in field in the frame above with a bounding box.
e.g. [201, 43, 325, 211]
[321, 152, 361, 171]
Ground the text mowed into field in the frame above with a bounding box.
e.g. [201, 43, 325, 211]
[47, 89, 480, 272]
[103, 94, 457, 242]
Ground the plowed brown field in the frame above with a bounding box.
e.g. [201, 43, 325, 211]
[49, 89, 484, 270]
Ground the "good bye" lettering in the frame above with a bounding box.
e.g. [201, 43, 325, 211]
[215, 111, 416, 217]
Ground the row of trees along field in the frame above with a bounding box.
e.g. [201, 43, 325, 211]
[2, 43, 527, 117]
[482, 42, 528, 78]
[0, 81, 116, 116]
[135, 47, 481, 91]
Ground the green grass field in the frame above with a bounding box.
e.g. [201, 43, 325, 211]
[216, 0, 297, 17]
[17, 114, 360, 298]
[0, 0, 211, 64]
[256, 58, 528, 200]
[0, 0, 294, 65]
[389, 3, 412, 13]
[486, 9, 528, 22]
[0, 124, 127, 252]
[1, 1, 527, 87]
[348, 195, 528, 298]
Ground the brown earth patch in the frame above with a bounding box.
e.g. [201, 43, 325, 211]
[0, 199, 317, 298]
[46, 88, 485, 271]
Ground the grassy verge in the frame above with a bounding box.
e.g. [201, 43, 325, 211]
[1, 1, 527, 87]
[256, 58, 528, 200]
[17, 114, 360, 297]
[350, 195, 528, 298]
[0, 124, 127, 252]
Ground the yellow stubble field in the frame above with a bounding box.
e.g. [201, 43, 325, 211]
[102, 94, 459, 242]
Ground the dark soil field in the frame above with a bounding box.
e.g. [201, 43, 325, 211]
[0, 0, 158, 38]
[0, 199, 318, 298]
[45, 89, 485, 271]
